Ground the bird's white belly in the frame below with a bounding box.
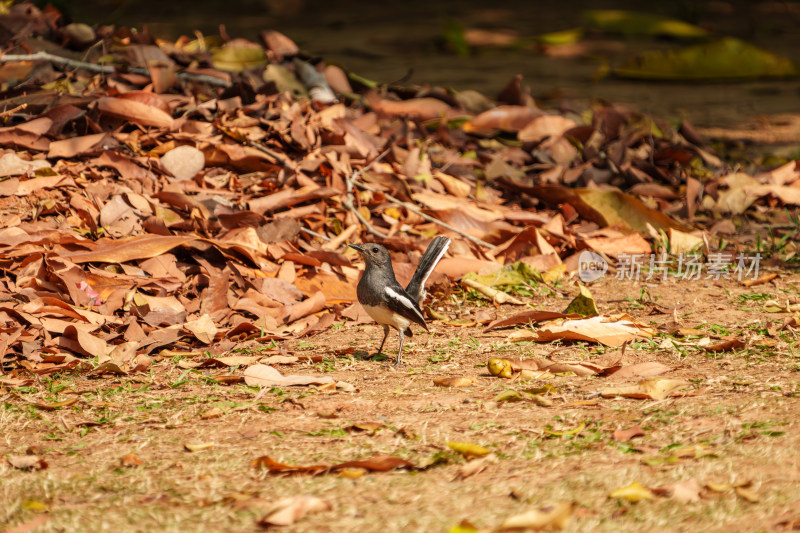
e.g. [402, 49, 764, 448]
[363, 304, 411, 330]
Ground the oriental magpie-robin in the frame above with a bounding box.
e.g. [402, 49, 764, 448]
[349, 236, 450, 366]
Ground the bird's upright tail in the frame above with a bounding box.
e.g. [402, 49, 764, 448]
[405, 236, 451, 305]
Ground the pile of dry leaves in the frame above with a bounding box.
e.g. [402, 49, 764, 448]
[0, 2, 797, 378]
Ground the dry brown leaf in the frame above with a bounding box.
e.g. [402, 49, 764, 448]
[668, 479, 702, 503]
[7, 455, 48, 470]
[60, 235, 197, 264]
[243, 364, 334, 387]
[463, 105, 543, 134]
[533, 314, 655, 347]
[607, 361, 670, 379]
[258, 495, 330, 527]
[455, 453, 498, 480]
[365, 91, 458, 121]
[252, 453, 412, 476]
[433, 376, 475, 387]
[484, 310, 576, 332]
[97, 96, 174, 128]
[704, 338, 746, 353]
[498, 501, 573, 531]
[184, 314, 218, 344]
[612, 426, 645, 442]
[120, 453, 143, 467]
[160, 145, 205, 181]
[600, 378, 689, 401]
[30, 398, 79, 410]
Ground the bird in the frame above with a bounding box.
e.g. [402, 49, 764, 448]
[348, 236, 450, 366]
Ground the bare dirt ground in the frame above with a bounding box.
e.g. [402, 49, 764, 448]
[3, 274, 799, 532]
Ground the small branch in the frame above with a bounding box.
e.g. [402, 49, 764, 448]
[353, 181, 496, 249]
[0, 51, 231, 87]
[345, 149, 391, 239]
[247, 140, 300, 172]
[342, 196, 388, 239]
[461, 278, 524, 305]
[0, 103, 27, 117]
[321, 224, 359, 250]
[300, 227, 330, 241]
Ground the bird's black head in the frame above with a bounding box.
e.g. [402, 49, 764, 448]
[348, 243, 392, 269]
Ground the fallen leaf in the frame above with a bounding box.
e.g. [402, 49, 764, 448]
[609, 481, 654, 502]
[484, 310, 575, 332]
[668, 478, 702, 503]
[600, 378, 689, 401]
[252, 453, 412, 476]
[741, 273, 779, 287]
[201, 407, 223, 419]
[160, 145, 205, 181]
[704, 339, 746, 352]
[607, 361, 670, 379]
[434, 377, 475, 387]
[497, 501, 573, 531]
[7, 455, 48, 470]
[615, 37, 797, 80]
[612, 426, 645, 442]
[120, 453, 143, 467]
[563, 284, 599, 317]
[30, 398, 79, 410]
[2, 516, 53, 533]
[455, 453, 498, 480]
[258, 495, 330, 527]
[243, 364, 334, 387]
[446, 442, 492, 459]
[533, 314, 655, 347]
[734, 486, 760, 503]
[184, 314, 218, 344]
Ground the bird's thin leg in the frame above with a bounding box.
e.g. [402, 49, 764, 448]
[377, 326, 390, 354]
[395, 329, 406, 367]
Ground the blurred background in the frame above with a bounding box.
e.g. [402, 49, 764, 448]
[43, 0, 800, 127]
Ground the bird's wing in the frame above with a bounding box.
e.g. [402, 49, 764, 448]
[383, 285, 428, 330]
[405, 236, 450, 304]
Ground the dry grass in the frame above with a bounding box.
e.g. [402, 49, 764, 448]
[2, 276, 800, 532]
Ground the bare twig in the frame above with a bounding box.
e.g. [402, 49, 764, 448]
[300, 227, 330, 241]
[344, 147, 495, 248]
[0, 52, 232, 87]
[321, 224, 359, 250]
[461, 278, 524, 304]
[0, 103, 27, 117]
[248, 141, 298, 171]
[353, 181, 496, 249]
[344, 149, 391, 239]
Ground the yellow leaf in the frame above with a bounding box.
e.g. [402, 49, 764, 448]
[563, 283, 599, 317]
[545, 421, 586, 437]
[184, 442, 215, 452]
[446, 442, 491, 459]
[22, 500, 50, 512]
[609, 481, 654, 502]
[448, 521, 480, 533]
[338, 468, 366, 479]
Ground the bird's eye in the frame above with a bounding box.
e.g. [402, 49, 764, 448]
[372, 247, 379, 253]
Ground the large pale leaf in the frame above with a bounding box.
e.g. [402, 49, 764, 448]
[616, 38, 797, 80]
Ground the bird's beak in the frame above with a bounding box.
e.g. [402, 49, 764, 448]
[348, 244, 364, 254]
